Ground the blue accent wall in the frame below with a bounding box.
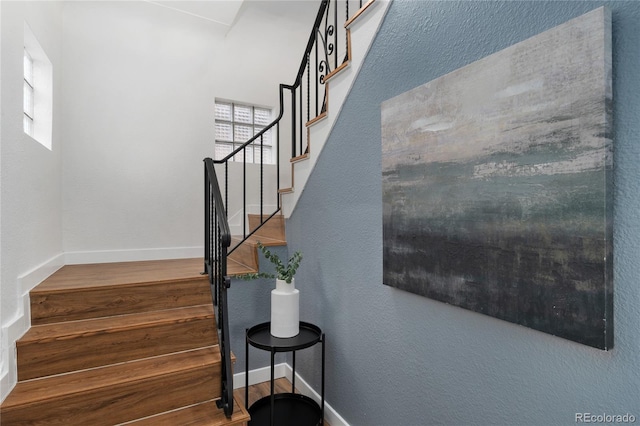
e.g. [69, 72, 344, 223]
[287, 1, 640, 424]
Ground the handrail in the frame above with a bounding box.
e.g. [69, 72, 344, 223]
[214, 0, 330, 164]
[203, 158, 234, 417]
[212, 0, 359, 253]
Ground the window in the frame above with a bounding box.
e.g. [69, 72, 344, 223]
[23, 49, 35, 137]
[214, 101, 273, 164]
[23, 22, 53, 150]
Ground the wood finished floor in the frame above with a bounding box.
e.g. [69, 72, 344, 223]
[34, 258, 206, 291]
[234, 378, 330, 426]
[32, 258, 259, 290]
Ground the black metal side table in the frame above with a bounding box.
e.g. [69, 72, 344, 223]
[245, 321, 325, 426]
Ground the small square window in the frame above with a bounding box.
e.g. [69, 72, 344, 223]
[214, 101, 274, 164]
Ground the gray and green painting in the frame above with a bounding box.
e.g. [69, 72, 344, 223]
[381, 8, 613, 349]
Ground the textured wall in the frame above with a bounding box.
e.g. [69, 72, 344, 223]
[286, 1, 640, 424]
[1, 0, 64, 399]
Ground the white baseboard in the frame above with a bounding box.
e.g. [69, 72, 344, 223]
[0, 365, 13, 404]
[1, 253, 65, 403]
[19, 253, 65, 294]
[233, 363, 289, 389]
[234, 363, 350, 426]
[64, 246, 203, 265]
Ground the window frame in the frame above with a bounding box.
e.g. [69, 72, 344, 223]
[23, 48, 35, 137]
[214, 100, 274, 164]
[23, 21, 53, 150]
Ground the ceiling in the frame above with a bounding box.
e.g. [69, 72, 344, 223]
[145, 0, 245, 28]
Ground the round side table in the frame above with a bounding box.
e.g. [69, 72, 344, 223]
[245, 321, 325, 426]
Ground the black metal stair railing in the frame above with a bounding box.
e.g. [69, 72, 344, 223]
[203, 1, 367, 418]
[213, 0, 363, 254]
[203, 158, 234, 417]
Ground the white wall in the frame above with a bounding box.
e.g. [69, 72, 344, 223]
[0, 0, 64, 401]
[0, 0, 317, 401]
[61, 0, 317, 262]
[61, 1, 224, 261]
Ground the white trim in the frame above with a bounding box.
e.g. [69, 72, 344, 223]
[19, 253, 65, 294]
[283, 364, 350, 426]
[233, 362, 289, 389]
[64, 247, 203, 265]
[234, 363, 350, 426]
[1, 253, 64, 402]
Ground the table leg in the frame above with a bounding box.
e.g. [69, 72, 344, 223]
[292, 350, 296, 393]
[270, 350, 275, 426]
[322, 333, 325, 424]
[245, 329, 249, 411]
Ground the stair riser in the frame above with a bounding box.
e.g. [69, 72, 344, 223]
[17, 317, 217, 381]
[228, 241, 259, 272]
[1, 363, 221, 425]
[30, 278, 211, 325]
[247, 214, 286, 241]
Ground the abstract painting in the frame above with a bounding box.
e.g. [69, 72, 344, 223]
[381, 8, 613, 349]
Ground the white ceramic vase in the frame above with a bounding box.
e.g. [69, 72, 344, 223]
[270, 278, 300, 338]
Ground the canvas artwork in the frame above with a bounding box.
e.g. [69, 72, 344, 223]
[381, 8, 612, 350]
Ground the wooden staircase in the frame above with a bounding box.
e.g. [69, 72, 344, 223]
[0, 258, 250, 425]
[0, 212, 287, 425]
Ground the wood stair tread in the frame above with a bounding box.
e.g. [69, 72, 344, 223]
[231, 235, 286, 247]
[306, 111, 328, 128]
[345, 0, 376, 28]
[32, 258, 204, 293]
[1, 346, 221, 410]
[126, 396, 250, 426]
[19, 304, 214, 343]
[290, 153, 309, 163]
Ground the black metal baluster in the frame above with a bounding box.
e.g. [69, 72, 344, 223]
[215, 211, 220, 308]
[307, 53, 310, 123]
[346, 0, 350, 60]
[276, 119, 280, 209]
[225, 162, 228, 219]
[204, 163, 209, 275]
[260, 134, 264, 222]
[243, 146, 246, 238]
[325, 0, 333, 73]
[299, 80, 303, 156]
[334, 0, 338, 69]
[291, 87, 297, 158]
[315, 29, 319, 118]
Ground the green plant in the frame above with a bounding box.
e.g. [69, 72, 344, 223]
[240, 243, 303, 284]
